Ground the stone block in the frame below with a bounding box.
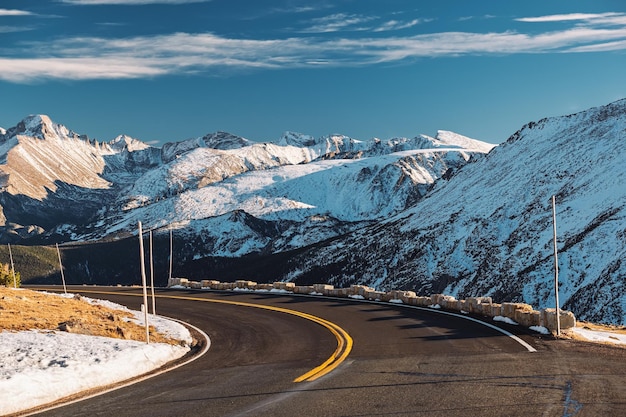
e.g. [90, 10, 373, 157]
[235, 280, 257, 289]
[541, 309, 576, 331]
[313, 284, 334, 293]
[168, 277, 188, 287]
[293, 285, 314, 294]
[416, 296, 432, 306]
[364, 290, 385, 300]
[273, 282, 295, 290]
[487, 304, 501, 317]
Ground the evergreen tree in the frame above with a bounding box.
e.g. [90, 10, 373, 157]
[0, 262, 20, 287]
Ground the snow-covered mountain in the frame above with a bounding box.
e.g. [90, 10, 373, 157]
[2, 99, 623, 325]
[0, 114, 492, 249]
[278, 99, 626, 325]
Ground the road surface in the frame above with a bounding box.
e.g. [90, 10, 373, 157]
[32, 287, 626, 416]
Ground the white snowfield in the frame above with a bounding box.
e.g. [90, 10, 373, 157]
[1, 289, 625, 415]
[0, 291, 194, 416]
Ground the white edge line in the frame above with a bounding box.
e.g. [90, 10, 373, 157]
[315, 294, 537, 353]
[197, 288, 537, 353]
[23, 315, 211, 416]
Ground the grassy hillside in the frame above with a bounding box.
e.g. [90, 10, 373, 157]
[0, 245, 59, 284]
[0, 237, 305, 287]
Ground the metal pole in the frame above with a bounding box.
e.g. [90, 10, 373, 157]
[168, 227, 173, 283]
[149, 230, 156, 315]
[138, 222, 150, 344]
[551, 195, 561, 336]
[56, 243, 67, 294]
[8, 244, 16, 288]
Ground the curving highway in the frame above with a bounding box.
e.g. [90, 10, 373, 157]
[31, 286, 626, 416]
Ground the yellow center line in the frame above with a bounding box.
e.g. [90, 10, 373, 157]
[50, 289, 353, 383]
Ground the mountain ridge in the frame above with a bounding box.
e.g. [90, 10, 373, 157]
[276, 99, 626, 324]
[1, 99, 624, 325]
[0, 114, 492, 247]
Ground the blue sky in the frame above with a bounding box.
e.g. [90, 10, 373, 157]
[1, 0, 625, 145]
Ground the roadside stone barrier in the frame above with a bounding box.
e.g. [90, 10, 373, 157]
[167, 278, 575, 333]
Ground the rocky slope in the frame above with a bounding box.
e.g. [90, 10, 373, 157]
[0, 115, 492, 255]
[2, 100, 623, 325]
[277, 99, 626, 325]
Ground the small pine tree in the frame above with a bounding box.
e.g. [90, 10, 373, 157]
[0, 262, 20, 287]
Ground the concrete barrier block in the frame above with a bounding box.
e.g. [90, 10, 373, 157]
[445, 300, 462, 312]
[439, 295, 456, 309]
[501, 302, 532, 317]
[216, 282, 235, 290]
[560, 310, 576, 329]
[481, 303, 493, 316]
[416, 296, 431, 306]
[400, 291, 417, 303]
[201, 280, 219, 288]
[541, 309, 576, 331]
[430, 294, 445, 305]
[313, 284, 334, 293]
[293, 285, 314, 294]
[487, 304, 501, 317]
[273, 282, 295, 290]
[514, 309, 532, 327]
[190, 281, 202, 289]
[168, 277, 189, 287]
[235, 280, 257, 289]
[349, 285, 373, 296]
[329, 288, 348, 297]
[364, 290, 385, 300]
[255, 283, 272, 291]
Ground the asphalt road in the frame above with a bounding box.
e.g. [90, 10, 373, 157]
[31, 287, 626, 417]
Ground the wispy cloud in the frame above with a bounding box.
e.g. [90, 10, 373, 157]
[516, 12, 624, 23]
[60, 0, 210, 5]
[2, 12, 626, 83]
[301, 13, 376, 33]
[0, 8, 34, 16]
[373, 18, 430, 32]
[0, 25, 34, 33]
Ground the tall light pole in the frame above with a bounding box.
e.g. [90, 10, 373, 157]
[168, 227, 173, 283]
[138, 221, 150, 344]
[56, 243, 67, 294]
[149, 229, 156, 315]
[551, 195, 561, 336]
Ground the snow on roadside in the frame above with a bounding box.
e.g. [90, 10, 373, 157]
[0, 294, 193, 416]
[569, 327, 626, 346]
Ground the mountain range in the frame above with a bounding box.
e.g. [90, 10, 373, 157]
[0, 99, 624, 325]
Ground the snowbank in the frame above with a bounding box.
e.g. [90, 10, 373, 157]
[0, 295, 193, 416]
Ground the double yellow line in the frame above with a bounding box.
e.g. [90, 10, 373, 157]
[56, 290, 353, 383]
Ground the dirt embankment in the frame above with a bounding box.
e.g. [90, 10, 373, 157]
[0, 287, 178, 344]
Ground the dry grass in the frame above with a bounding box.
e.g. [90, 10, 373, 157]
[0, 287, 179, 344]
[576, 320, 626, 334]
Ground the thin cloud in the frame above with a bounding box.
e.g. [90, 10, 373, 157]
[373, 18, 430, 32]
[2, 15, 626, 83]
[60, 0, 210, 5]
[0, 25, 34, 33]
[568, 39, 626, 52]
[301, 13, 376, 33]
[0, 9, 34, 16]
[516, 12, 623, 23]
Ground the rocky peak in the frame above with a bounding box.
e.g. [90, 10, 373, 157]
[277, 131, 320, 148]
[3, 114, 85, 142]
[201, 131, 251, 150]
[108, 134, 150, 152]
